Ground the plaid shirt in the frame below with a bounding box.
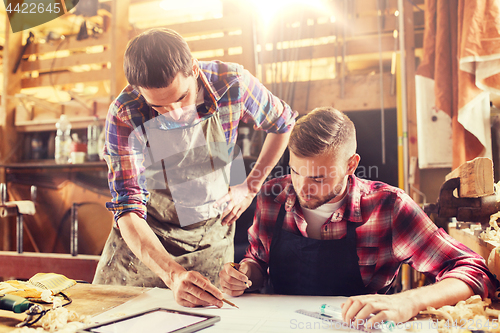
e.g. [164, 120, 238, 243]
[243, 175, 498, 297]
[103, 61, 295, 222]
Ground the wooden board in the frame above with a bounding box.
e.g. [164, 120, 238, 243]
[0, 283, 148, 333]
[21, 69, 111, 89]
[286, 72, 396, 113]
[24, 33, 110, 56]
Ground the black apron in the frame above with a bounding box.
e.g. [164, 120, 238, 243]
[269, 204, 369, 296]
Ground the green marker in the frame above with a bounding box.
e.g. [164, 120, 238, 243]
[319, 304, 395, 332]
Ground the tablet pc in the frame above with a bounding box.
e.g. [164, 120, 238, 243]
[78, 308, 220, 333]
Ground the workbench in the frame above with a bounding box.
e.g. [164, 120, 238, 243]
[0, 283, 438, 333]
[448, 223, 500, 280]
[0, 284, 148, 333]
[3, 281, 500, 333]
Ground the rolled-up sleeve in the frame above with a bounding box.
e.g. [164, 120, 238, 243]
[104, 99, 150, 224]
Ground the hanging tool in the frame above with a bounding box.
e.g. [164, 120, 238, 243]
[13, 31, 35, 74]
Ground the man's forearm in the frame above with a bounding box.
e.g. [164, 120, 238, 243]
[246, 131, 292, 194]
[403, 278, 474, 316]
[118, 212, 185, 287]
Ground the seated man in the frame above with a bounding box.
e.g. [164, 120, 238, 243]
[219, 106, 498, 325]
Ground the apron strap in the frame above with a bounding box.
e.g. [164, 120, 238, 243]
[274, 204, 287, 231]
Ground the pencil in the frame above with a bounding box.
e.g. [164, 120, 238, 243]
[221, 298, 239, 308]
[230, 262, 249, 288]
[206, 290, 239, 308]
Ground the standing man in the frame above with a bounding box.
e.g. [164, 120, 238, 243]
[219, 107, 498, 324]
[93, 28, 295, 308]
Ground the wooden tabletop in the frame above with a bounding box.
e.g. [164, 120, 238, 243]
[0, 283, 148, 333]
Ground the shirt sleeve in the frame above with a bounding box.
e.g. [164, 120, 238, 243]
[103, 99, 150, 224]
[237, 65, 295, 134]
[241, 189, 273, 276]
[391, 192, 499, 298]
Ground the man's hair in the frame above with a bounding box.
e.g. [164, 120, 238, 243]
[288, 107, 357, 160]
[124, 28, 193, 89]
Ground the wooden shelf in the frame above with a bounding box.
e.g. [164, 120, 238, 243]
[15, 115, 106, 132]
[1, 160, 107, 170]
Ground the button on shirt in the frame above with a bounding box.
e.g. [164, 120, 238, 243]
[243, 175, 498, 297]
[302, 196, 346, 239]
[103, 60, 296, 222]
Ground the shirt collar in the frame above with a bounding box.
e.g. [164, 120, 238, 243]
[198, 62, 241, 114]
[198, 69, 219, 114]
[275, 174, 365, 223]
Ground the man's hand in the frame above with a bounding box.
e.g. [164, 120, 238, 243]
[341, 279, 475, 326]
[214, 182, 256, 226]
[219, 262, 252, 296]
[169, 269, 225, 308]
[341, 294, 418, 326]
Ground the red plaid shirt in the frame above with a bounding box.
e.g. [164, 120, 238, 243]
[243, 175, 498, 297]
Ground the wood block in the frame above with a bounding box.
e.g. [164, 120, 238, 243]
[445, 157, 494, 198]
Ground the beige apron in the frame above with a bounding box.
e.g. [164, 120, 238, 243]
[93, 111, 235, 288]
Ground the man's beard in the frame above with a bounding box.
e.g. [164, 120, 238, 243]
[297, 181, 347, 210]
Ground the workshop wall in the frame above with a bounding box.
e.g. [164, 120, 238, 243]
[0, 0, 427, 255]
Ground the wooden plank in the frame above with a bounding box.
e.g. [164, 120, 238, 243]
[259, 31, 423, 64]
[21, 50, 110, 73]
[24, 33, 110, 56]
[110, 0, 130, 99]
[15, 116, 107, 132]
[139, 15, 242, 37]
[270, 11, 424, 42]
[445, 157, 495, 198]
[282, 72, 396, 113]
[188, 34, 243, 53]
[21, 69, 111, 89]
[196, 53, 243, 64]
[0, 251, 100, 282]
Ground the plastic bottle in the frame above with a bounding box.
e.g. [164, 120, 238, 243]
[97, 127, 105, 161]
[238, 127, 252, 157]
[55, 115, 72, 164]
[87, 116, 101, 162]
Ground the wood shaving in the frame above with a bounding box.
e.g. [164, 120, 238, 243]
[479, 181, 500, 242]
[420, 295, 500, 332]
[9, 301, 91, 333]
[479, 211, 500, 242]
